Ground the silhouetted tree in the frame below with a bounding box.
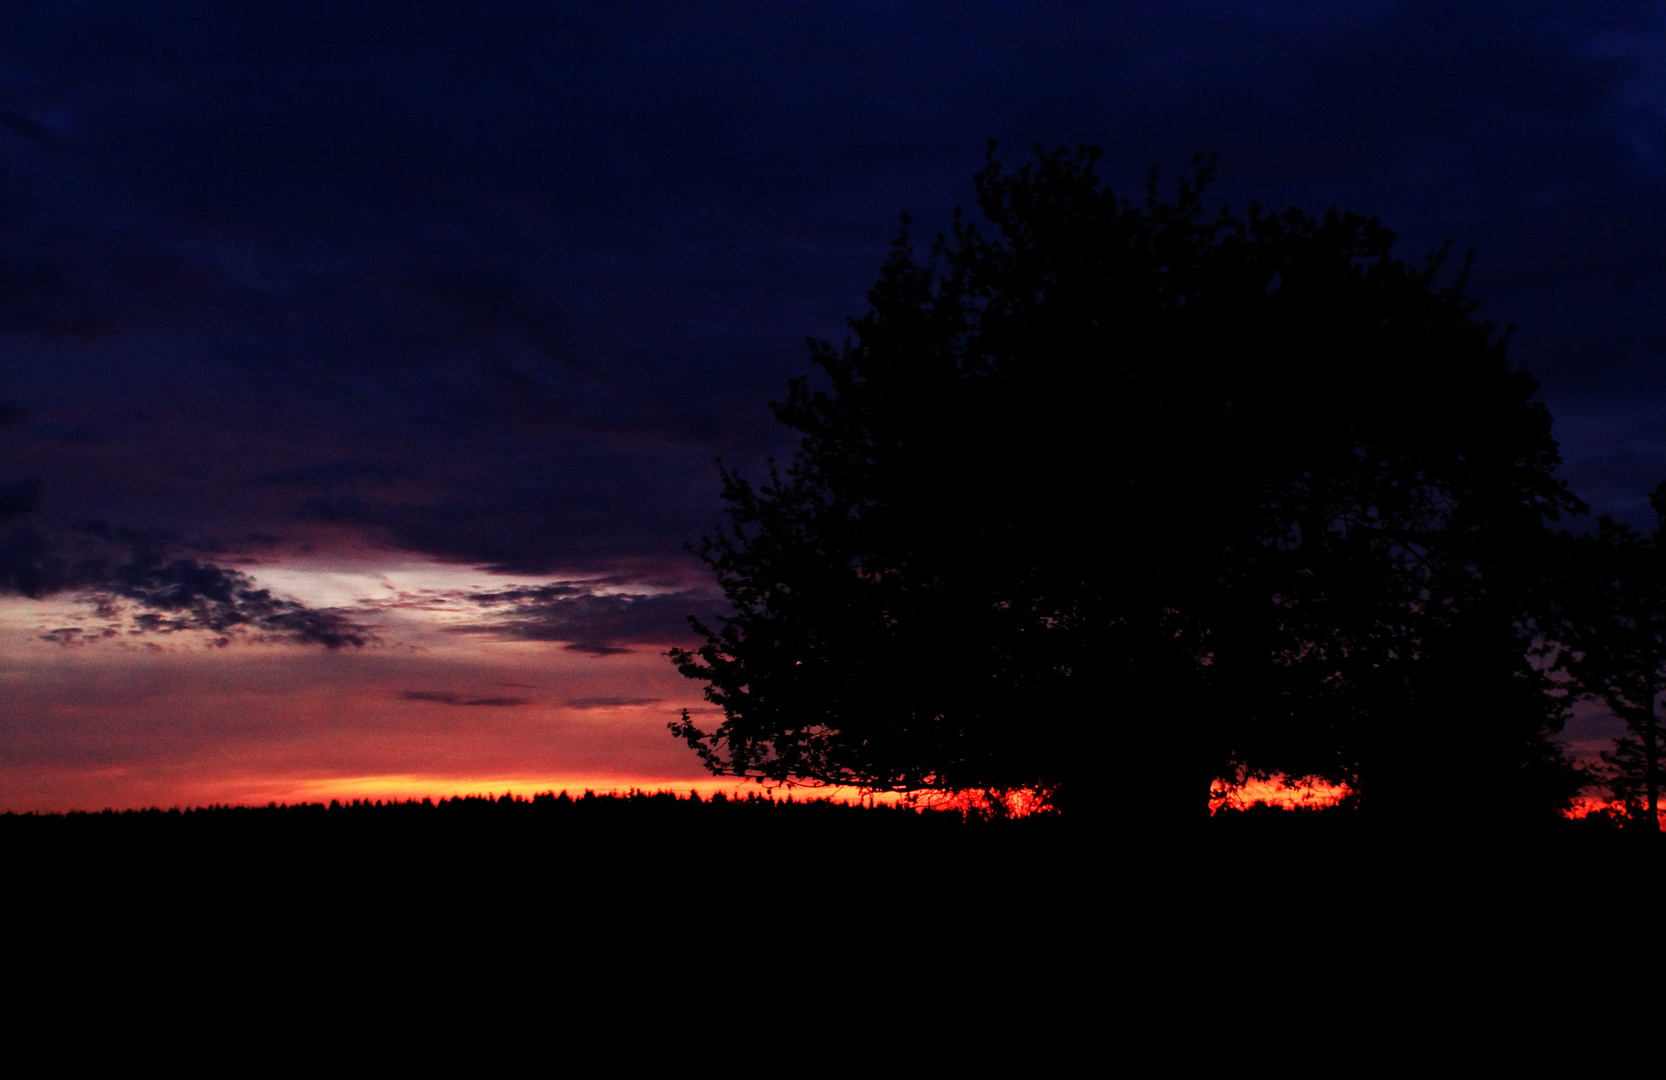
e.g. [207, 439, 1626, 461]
[671, 144, 1583, 821]
[1565, 484, 1666, 831]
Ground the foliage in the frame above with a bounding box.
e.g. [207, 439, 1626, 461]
[671, 144, 1584, 819]
[1564, 483, 1666, 830]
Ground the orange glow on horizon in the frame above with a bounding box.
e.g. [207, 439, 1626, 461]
[249, 773, 907, 808]
[1211, 775, 1350, 813]
[5, 769, 915, 813]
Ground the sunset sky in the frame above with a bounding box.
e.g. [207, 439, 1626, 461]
[1, 3, 1661, 810]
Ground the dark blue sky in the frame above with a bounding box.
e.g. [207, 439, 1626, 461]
[0, 2, 1661, 807]
[3, 3, 1660, 571]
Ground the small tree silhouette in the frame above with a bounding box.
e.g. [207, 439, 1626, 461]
[1565, 483, 1666, 831]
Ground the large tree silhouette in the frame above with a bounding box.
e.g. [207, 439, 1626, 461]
[671, 145, 1583, 821]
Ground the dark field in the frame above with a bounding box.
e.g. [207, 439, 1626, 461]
[9, 792, 1653, 903]
[7, 793, 1657, 1003]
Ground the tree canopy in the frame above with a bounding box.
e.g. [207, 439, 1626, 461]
[671, 145, 1585, 820]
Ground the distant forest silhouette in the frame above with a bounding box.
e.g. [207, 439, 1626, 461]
[4, 789, 1652, 875]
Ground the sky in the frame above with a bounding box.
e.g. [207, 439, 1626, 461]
[0, 1, 1661, 810]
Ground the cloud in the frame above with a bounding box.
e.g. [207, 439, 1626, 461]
[39, 626, 118, 647]
[0, 522, 373, 649]
[0, 260, 105, 336]
[410, 266, 587, 374]
[0, 479, 42, 513]
[0, 106, 56, 149]
[433, 581, 719, 654]
[564, 696, 663, 709]
[561, 642, 633, 656]
[253, 461, 422, 488]
[341, 573, 721, 655]
[400, 690, 531, 707]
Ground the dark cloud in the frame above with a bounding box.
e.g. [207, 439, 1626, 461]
[400, 690, 531, 707]
[0, 479, 40, 512]
[0, 106, 55, 149]
[39, 626, 117, 647]
[0, 521, 372, 648]
[410, 267, 587, 375]
[562, 642, 634, 657]
[439, 583, 717, 652]
[0, 260, 105, 336]
[342, 573, 718, 653]
[253, 461, 421, 489]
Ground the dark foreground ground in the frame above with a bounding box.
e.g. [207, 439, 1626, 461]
[6, 792, 1659, 1022]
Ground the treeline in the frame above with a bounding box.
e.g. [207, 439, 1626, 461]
[3, 787, 967, 828]
[4, 785, 1651, 846]
[5, 788, 1088, 931]
[1, 788, 1056, 874]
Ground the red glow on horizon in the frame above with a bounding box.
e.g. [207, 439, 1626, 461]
[1566, 794, 1665, 827]
[1211, 776, 1350, 814]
